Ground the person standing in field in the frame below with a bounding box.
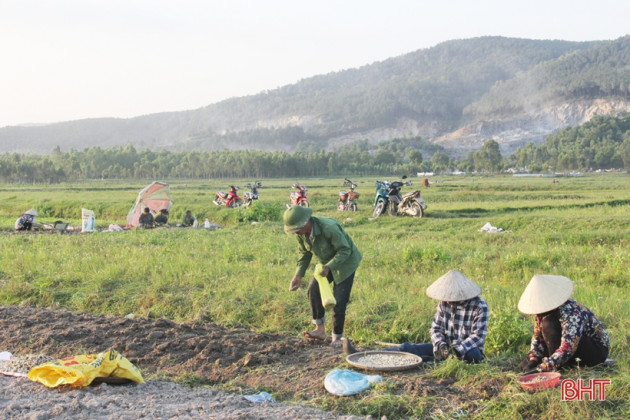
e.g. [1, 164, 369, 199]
[283, 206, 362, 347]
[518, 274, 610, 373]
[343, 270, 489, 363]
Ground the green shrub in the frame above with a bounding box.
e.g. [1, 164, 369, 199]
[237, 202, 283, 222]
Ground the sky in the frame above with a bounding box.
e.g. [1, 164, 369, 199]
[1, 0, 628, 127]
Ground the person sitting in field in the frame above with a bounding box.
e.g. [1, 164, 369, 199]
[15, 209, 38, 231]
[181, 210, 196, 227]
[138, 207, 155, 229]
[518, 274, 610, 373]
[155, 209, 169, 226]
[343, 270, 489, 364]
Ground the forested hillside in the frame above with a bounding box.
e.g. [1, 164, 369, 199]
[0, 36, 608, 155]
[507, 113, 630, 171]
[191, 37, 595, 135]
[466, 35, 630, 117]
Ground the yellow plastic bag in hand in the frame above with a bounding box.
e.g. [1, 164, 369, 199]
[28, 349, 144, 388]
[314, 263, 336, 309]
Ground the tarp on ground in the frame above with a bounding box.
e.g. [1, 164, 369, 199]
[126, 181, 172, 228]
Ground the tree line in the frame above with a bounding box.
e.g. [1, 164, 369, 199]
[0, 138, 440, 183]
[2, 113, 630, 183]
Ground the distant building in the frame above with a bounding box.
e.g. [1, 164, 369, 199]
[429, 171, 465, 175]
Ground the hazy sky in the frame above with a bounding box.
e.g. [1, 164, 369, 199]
[1, 0, 628, 127]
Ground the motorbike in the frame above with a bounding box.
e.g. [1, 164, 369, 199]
[338, 178, 359, 211]
[213, 185, 242, 208]
[372, 176, 427, 218]
[287, 183, 309, 208]
[242, 181, 262, 207]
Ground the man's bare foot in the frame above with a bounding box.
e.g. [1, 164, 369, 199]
[302, 330, 326, 340]
[331, 338, 342, 348]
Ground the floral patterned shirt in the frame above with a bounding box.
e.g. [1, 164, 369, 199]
[528, 298, 610, 371]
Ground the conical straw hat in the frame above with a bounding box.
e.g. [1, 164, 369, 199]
[24, 208, 38, 217]
[426, 270, 481, 301]
[518, 274, 573, 314]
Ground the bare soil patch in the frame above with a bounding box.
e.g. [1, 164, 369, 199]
[0, 305, 504, 418]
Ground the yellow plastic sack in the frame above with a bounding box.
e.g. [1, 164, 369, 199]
[28, 349, 144, 388]
[314, 263, 336, 309]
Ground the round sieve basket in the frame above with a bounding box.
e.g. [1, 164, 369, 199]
[346, 350, 423, 372]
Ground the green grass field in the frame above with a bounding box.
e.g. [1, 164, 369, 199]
[1, 174, 628, 418]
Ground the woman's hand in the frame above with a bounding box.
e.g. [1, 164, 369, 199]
[435, 343, 450, 361]
[520, 358, 539, 372]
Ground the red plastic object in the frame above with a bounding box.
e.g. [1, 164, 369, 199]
[518, 372, 561, 391]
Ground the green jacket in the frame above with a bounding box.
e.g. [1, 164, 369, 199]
[294, 216, 362, 284]
[182, 214, 195, 227]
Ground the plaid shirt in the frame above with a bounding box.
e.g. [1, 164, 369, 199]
[14, 215, 34, 230]
[430, 296, 489, 356]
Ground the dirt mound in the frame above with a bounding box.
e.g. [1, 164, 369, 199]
[0, 306, 368, 419]
[0, 305, 503, 418]
[0, 306, 327, 386]
[0, 376, 362, 419]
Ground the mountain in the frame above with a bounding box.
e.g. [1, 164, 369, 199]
[2, 36, 630, 156]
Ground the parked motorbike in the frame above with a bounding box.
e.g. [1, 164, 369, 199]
[372, 176, 427, 218]
[243, 181, 262, 207]
[287, 183, 309, 208]
[338, 178, 359, 211]
[213, 185, 242, 208]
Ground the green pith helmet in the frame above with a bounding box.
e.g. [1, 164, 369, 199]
[283, 206, 313, 233]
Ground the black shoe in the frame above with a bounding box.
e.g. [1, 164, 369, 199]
[341, 337, 358, 355]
